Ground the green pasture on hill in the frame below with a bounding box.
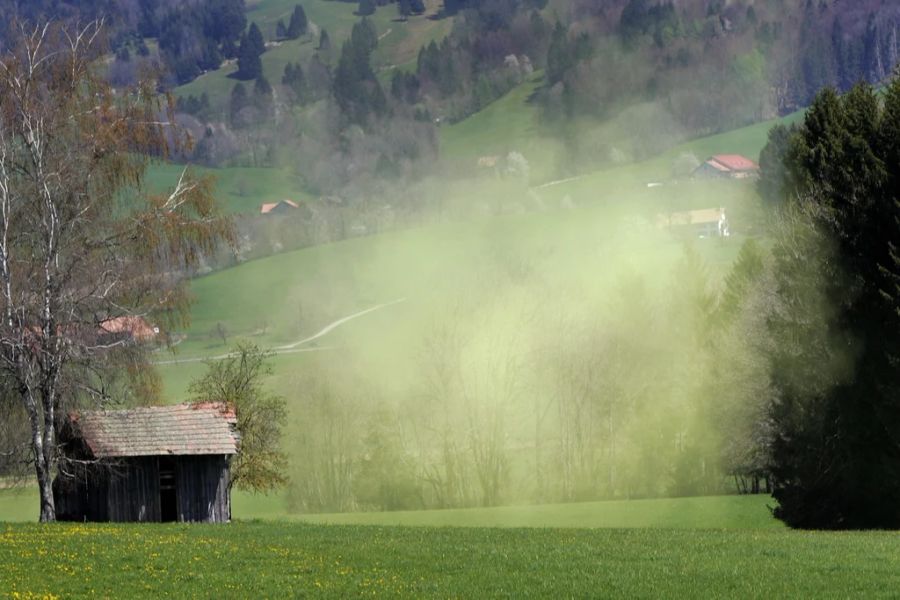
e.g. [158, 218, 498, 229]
[153, 174, 760, 371]
[176, 0, 453, 109]
[144, 163, 311, 214]
[439, 71, 804, 191]
[2, 519, 899, 598]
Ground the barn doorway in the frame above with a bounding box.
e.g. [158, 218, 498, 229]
[159, 457, 178, 522]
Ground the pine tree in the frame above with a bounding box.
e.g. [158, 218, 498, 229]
[287, 5, 309, 39]
[247, 22, 266, 57]
[236, 32, 263, 80]
[276, 20, 287, 40]
[318, 29, 331, 51]
[767, 81, 900, 529]
[398, 0, 411, 20]
[546, 22, 571, 84]
[357, 0, 376, 16]
[757, 123, 797, 203]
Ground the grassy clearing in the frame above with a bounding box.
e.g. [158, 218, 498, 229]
[292, 494, 780, 530]
[144, 163, 310, 214]
[2, 520, 899, 598]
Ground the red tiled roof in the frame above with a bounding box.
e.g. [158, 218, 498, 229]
[261, 200, 300, 214]
[99, 316, 158, 340]
[71, 403, 239, 458]
[709, 154, 759, 171]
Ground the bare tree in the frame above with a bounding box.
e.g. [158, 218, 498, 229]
[0, 22, 232, 521]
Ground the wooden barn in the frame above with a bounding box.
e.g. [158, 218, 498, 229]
[53, 403, 239, 523]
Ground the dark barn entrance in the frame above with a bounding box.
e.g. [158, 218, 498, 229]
[159, 457, 178, 522]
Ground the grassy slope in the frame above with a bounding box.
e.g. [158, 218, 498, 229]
[158, 91, 792, 368]
[3, 520, 899, 598]
[440, 72, 805, 193]
[176, 0, 452, 107]
[144, 163, 311, 214]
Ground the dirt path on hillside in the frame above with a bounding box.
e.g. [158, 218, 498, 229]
[153, 298, 407, 366]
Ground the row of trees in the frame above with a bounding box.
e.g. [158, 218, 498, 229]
[285, 238, 771, 512]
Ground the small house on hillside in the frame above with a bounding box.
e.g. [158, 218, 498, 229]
[693, 154, 760, 179]
[98, 316, 159, 344]
[260, 199, 300, 215]
[657, 207, 730, 238]
[53, 403, 239, 523]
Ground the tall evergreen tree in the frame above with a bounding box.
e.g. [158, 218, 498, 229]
[357, 0, 376, 16]
[287, 5, 309, 39]
[246, 22, 266, 57]
[398, 0, 411, 20]
[236, 32, 263, 80]
[767, 81, 900, 529]
[318, 29, 331, 51]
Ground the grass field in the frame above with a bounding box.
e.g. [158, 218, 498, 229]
[2, 518, 899, 597]
[144, 163, 311, 214]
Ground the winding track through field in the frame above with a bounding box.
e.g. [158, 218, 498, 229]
[153, 298, 407, 365]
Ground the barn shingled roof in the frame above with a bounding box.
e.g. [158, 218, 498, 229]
[70, 403, 239, 458]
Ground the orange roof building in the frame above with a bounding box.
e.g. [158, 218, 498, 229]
[260, 199, 300, 215]
[694, 154, 760, 179]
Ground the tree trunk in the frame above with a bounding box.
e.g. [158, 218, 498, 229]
[29, 419, 56, 522]
[37, 464, 55, 522]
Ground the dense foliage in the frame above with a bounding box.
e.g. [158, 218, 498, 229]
[760, 80, 900, 529]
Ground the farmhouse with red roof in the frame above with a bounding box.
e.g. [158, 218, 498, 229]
[260, 199, 300, 215]
[693, 154, 760, 179]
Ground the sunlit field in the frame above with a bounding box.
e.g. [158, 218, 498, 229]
[2, 520, 898, 598]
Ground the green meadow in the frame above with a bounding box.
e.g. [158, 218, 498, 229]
[3, 517, 899, 598]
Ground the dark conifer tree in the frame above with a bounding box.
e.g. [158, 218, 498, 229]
[236, 32, 263, 80]
[287, 5, 309, 39]
[358, 0, 376, 17]
[767, 81, 900, 529]
[318, 29, 331, 51]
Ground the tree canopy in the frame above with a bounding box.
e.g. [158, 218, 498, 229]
[762, 80, 900, 529]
